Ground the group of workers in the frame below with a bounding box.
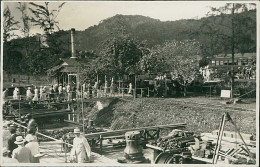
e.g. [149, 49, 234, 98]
[3, 114, 40, 163]
[4, 119, 92, 163]
[2, 80, 134, 104]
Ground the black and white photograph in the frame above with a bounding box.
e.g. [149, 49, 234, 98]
[0, 1, 258, 165]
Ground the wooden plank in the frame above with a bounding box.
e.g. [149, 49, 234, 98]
[85, 123, 186, 139]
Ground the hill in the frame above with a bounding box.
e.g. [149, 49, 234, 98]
[73, 10, 256, 53]
[3, 10, 256, 76]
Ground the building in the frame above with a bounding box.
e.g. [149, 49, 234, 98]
[47, 28, 84, 88]
[209, 53, 256, 69]
[201, 53, 256, 81]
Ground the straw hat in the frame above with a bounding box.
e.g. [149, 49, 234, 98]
[74, 128, 81, 134]
[14, 136, 25, 145]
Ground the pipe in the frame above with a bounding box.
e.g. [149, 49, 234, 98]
[70, 28, 76, 58]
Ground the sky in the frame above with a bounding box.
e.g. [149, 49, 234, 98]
[2, 1, 250, 37]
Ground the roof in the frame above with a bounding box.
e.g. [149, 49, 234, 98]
[213, 53, 256, 59]
[61, 58, 82, 66]
[60, 66, 80, 73]
[47, 58, 84, 76]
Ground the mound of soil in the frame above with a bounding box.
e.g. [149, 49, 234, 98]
[108, 98, 256, 135]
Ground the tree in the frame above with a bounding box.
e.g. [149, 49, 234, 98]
[82, 36, 148, 82]
[140, 40, 201, 96]
[29, 2, 66, 65]
[17, 2, 33, 82]
[3, 6, 20, 80]
[204, 3, 256, 98]
[29, 2, 65, 35]
[3, 6, 19, 42]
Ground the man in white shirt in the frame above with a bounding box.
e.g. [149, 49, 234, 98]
[70, 128, 91, 163]
[26, 87, 33, 102]
[25, 134, 40, 163]
[12, 136, 33, 163]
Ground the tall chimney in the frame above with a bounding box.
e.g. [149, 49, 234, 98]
[70, 28, 76, 58]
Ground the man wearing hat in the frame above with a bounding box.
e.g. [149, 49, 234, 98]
[70, 128, 91, 163]
[7, 127, 18, 158]
[25, 134, 40, 163]
[12, 136, 33, 163]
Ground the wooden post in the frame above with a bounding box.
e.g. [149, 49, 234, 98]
[164, 75, 167, 97]
[119, 79, 121, 95]
[134, 75, 137, 99]
[100, 135, 103, 154]
[82, 85, 85, 133]
[213, 113, 226, 164]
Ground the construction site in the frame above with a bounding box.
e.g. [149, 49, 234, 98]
[1, 2, 258, 165]
[2, 82, 257, 164]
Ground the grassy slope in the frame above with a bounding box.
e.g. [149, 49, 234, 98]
[104, 98, 256, 135]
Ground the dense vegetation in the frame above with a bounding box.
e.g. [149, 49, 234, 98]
[3, 6, 256, 85]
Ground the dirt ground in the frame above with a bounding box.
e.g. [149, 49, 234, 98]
[104, 97, 256, 135]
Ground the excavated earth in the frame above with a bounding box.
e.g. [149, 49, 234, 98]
[87, 97, 256, 135]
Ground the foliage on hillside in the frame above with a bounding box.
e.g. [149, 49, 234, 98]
[3, 9, 256, 77]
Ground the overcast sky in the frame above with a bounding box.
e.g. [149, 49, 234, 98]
[2, 1, 248, 37]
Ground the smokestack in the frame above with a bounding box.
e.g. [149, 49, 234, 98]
[70, 28, 76, 58]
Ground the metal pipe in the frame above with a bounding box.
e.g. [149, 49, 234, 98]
[70, 28, 76, 58]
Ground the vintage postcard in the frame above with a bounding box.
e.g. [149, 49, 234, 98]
[0, 1, 259, 166]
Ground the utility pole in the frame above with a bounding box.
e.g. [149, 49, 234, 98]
[230, 3, 235, 99]
[82, 85, 85, 133]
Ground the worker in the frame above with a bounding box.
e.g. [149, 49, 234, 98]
[67, 84, 71, 101]
[93, 82, 98, 98]
[7, 126, 18, 158]
[128, 83, 133, 94]
[26, 114, 38, 136]
[12, 136, 33, 163]
[13, 87, 19, 100]
[39, 86, 43, 101]
[42, 86, 47, 101]
[58, 84, 63, 101]
[25, 134, 40, 163]
[104, 80, 108, 96]
[70, 128, 91, 163]
[3, 88, 9, 103]
[26, 87, 33, 102]
[32, 86, 39, 102]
